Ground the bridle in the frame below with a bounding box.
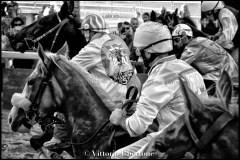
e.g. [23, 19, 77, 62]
[181, 110, 234, 159]
[24, 12, 69, 52]
[23, 60, 64, 129]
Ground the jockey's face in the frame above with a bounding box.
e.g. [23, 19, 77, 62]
[173, 36, 185, 49]
[83, 30, 95, 43]
[172, 35, 186, 59]
[138, 48, 153, 68]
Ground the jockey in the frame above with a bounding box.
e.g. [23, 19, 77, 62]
[71, 14, 141, 103]
[201, 1, 239, 51]
[109, 22, 208, 159]
[172, 24, 239, 95]
[43, 14, 142, 148]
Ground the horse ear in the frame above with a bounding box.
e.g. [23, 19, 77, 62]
[60, 1, 74, 16]
[216, 70, 232, 109]
[150, 10, 157, 21]
[67, 1, 74, 14]
[174, 8, 178, 16]
[179, 77, 205, 115]
[37, 43, 51, 66]
[56, 42, 69, 57]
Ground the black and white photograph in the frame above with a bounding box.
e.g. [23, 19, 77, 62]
[1, 1, 239, 159]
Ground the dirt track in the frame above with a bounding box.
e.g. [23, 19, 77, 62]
[1, 109, 40, 159]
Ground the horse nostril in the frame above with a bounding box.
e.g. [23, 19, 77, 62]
[9, 117, 12, 124]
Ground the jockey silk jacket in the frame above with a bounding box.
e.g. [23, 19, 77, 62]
[125, 55, 208, 137]
[71, 33, 141, 105]
[216, 7, 238, 49]
[181, 37, 239, 85]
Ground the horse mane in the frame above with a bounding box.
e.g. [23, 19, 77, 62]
[48, 54, 116, 112]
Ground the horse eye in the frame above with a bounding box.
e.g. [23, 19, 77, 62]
[27, 78, 34, 85]
[167, 128, 175, 134]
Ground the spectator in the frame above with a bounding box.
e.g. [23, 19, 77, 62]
[178, 4, 190, 18]
[117, 22, 123, 36]
[1, 34, 12, 68]
[120, 21, 133, 48]
[7, 17, 35, 69]
[7, 16, 24, 39]
[42, 5, 50, 16]
[1, 34, 11, 50]
[136, 11, 143, 24]
[129, 17, 140, 62]
[130, 17, 139, 33]
[6, 1, 18, 18]
[142, 12, 150, 22]
[1, 2, 8, 17]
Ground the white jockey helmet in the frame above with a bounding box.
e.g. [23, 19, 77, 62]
[172, 24, 193, 37]
[201, 1, 225, 12]
[80, 14, 107, 32]
[133, 21, 173, 53]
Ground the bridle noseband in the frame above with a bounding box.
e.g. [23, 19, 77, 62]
[24, 12, 69, 52]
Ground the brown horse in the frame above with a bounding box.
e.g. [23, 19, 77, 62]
[8, 44, 141, 158]
[134, 71, 238, 159]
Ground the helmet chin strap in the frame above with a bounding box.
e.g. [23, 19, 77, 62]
[141, 52, 159, 69]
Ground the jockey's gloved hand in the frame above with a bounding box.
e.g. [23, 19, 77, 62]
[109, 108, 126, 125]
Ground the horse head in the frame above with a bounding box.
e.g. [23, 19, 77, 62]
[139, 72, 238, 159]
[10, 1, 86, 58]
[8, 44, 66, 132]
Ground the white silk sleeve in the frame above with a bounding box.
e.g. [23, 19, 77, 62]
[125, 79, 174, 137]
[71, 43, 100, 71]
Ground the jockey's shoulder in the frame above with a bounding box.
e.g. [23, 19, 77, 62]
[187, 37, 214, 47]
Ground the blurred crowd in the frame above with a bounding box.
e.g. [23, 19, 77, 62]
[1, 1, 238, 70]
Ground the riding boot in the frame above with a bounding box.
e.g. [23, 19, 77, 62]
[43, 112, 72, 149]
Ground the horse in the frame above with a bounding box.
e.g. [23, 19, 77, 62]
[9, 1, 87, 59]
[134, 70, 238, 159]
[150, 9, 209, 38]
[8, 44, 142, 159]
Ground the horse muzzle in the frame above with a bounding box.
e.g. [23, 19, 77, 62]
[8, 106, 31, 132]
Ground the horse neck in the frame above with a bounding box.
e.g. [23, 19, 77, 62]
[52, 58, 111, 132]
[199, 118, 238, 159]
[189, 103, 238, 158]
[63, 26, 87, 58]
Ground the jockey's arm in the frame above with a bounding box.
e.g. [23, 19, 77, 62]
[215, 9, 238, 46]
[70, 42, 100, 71]
[120, 79, 173, 137]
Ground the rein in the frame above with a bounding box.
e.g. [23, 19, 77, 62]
[183, 111, 234, 159]
[24, 12, 69, 52]
[69, 86, 139, 157]
[26, 64, 54, 122]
